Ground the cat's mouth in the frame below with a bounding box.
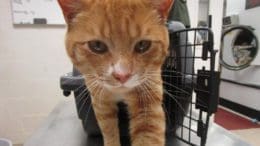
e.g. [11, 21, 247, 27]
[103, 83, 125, 89]
[101, 82, 133, 93]
[99, 74, 143, 91]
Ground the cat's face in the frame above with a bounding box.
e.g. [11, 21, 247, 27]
[59, 0, 173, 92]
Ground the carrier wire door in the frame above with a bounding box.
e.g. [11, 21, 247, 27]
[163, 28, 220, 146]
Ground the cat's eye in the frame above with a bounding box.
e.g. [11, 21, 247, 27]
[134, 40, 152, 54]
[87, 40, 108, 54]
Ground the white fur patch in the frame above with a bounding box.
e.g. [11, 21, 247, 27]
[124, 74, 140, 88]
[106, 65, 113, 76]
[113, 60, 128, 75]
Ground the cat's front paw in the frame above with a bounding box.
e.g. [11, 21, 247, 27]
[132, 138, 164, 146]
[104, 141, 121, 146]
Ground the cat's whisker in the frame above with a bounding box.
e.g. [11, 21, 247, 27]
[75, 80, 97, 100]
[83, 98, 93, 122]
[161, 80, 208, 106]
[76, 86, 95, 103]
[163, 89, 186, 113]
[145, 75, 209, 106]
[158, 80, 193, 96]
[78, 93, 91, 115]
[71, 77, 99, 93]
[166, 91, 207, 106]
[83, 74, 96, 77]
[74, 84, 86, 92]
[138, 76, 150, 84]
[142, 81, 161, 107]
[141, 81, 173, 129]
[70, 77, 96, 92]
[143, 81, 160, 104]
[148, 70, 210, 77]
[76, 82, 99, 104]
[76, 88, 88, 104]
[87, 79, 104, 108]
[78, 83, 100, 114]
[85, 77, 100, 84]
[145, 78, 188, 96]
[162, 103, 172, 125]
[139, 84, 149, 126]
[143, 77, 190, 100]
[61, 78, 83, 85]
[98, 87, 105, 109]
[146, 74, 196, 90]
[145, 79, 187, 113]
[137, 86, 144, 119]
[145, 72, 198, 85]
[163, 82, 192, 97]
[82, 87, 105, 123]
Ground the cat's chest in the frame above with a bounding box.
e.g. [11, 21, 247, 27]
[113, 93, 125, 102]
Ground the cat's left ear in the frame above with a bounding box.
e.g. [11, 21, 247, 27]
[153, 0, 175, 21]
[58, 0, 82, 23]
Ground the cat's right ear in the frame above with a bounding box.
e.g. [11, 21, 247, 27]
[58, 0, 81, 23]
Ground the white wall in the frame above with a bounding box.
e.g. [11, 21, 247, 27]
[198, 1, 209, 22]
[187, 0, 224, 52]
[209, 0, 224, 52]
[187, 0, 224, 64]
[0, 0, 71, 144]
[187, 0, 200, 28]
[226, 0, 246, 16]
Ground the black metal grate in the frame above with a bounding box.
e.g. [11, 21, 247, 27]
[162, 28, 220, 146]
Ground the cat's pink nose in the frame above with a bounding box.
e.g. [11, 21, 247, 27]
[112, 72, 131, 84]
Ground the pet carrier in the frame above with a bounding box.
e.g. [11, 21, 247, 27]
[60, 21, 220, 146]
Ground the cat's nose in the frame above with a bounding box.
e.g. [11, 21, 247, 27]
[112, 72, 131, 84]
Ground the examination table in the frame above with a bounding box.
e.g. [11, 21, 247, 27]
[24, 100, 252, 146]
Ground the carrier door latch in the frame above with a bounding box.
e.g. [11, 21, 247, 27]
[195, 67, 220, 115]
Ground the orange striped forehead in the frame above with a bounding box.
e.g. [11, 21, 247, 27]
[68, 0, 168, 51]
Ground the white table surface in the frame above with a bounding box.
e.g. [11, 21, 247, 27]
[24, 99, 252, 146]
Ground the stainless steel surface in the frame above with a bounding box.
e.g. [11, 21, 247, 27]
[24, 100, 252, 146]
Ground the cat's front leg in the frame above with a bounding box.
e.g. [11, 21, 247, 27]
[92, 97, 121, 146]
[128, 102, 166, 146]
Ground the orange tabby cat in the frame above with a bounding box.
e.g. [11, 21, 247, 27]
[58, 0, 174, 146]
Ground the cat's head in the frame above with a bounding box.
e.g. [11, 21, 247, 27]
[59, 0, 174, 92]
